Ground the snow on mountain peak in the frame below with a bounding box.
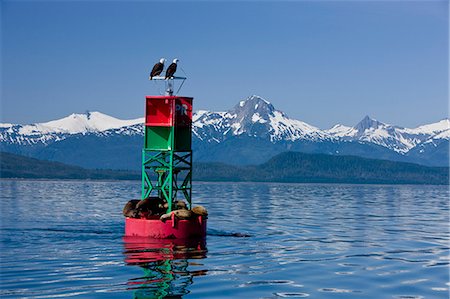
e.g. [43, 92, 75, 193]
[234, 95, 274, 109]
[192, 110, 210, 123]
[409, 118, 450, 135]
[251, 113, 267, 124]
[239, 95, 268, 108]
[355, 115, 384, 132]
[229, 95, 277, 126]
[326, 124, 356, 137]
[268, 110, 324, 141]
[18, 111, 143, 135]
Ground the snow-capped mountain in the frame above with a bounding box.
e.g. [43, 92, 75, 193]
[0, 111, 143, 145]
[1, 95, 448, 168]
[191, 95, 448, 156]
[33, 111, 143, 134]
[193, 95, 326, 143]
[326, 116, 450, 154]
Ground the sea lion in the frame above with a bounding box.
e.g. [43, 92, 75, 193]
[160, 209, 193, 222]
[123, 200, 140, 218]
[173, 200, 187, 210]
[192, 205, 208, 216]
[174, 209, 192, 219]
[136, 196, 167, 216]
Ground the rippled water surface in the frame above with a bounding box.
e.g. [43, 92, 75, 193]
[1, 180, 449, 298]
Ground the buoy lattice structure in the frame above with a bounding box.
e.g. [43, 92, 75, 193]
[142, 96, 193, 212]
[125, 95, 207, 239]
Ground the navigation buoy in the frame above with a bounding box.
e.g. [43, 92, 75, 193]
[124, 74, 207, 239]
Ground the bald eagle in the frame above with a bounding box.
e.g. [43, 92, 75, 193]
[149, 58, 166, 80]
[165, 58, 179, 79]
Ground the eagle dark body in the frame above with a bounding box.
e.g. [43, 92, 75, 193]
[165, 62, 177, 79]
[150, 62, 164, 79]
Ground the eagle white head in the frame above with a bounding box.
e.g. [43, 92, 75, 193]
[159, 58, 166, 64]
[172, 58, 179, 64]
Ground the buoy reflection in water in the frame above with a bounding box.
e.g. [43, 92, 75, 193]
[123, 237, 207, 298]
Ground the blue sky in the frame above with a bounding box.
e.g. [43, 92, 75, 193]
[1, 0, 448, 129]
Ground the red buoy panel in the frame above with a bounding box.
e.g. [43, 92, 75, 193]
[145, 96, 193, 127]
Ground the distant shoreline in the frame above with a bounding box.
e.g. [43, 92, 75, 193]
[1, 151, 448, 185]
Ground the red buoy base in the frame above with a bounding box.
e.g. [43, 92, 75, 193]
[125, 215, 207, 239]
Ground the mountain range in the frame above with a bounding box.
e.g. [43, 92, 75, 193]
[1, 95, 448, 169]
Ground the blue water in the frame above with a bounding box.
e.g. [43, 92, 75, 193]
[0, 180, 448, 298]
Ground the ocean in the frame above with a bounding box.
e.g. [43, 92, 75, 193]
[1, 180, 448, 298]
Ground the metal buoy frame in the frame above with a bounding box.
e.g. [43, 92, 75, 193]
[124, 75, 207, 239]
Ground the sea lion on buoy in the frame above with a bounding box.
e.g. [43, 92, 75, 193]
[192, 205, 208, 216]
[135, 198, 149, 210]
[160, 209, 193, 222]
[123, 200, 140, 218]
[136, 196, 167, 215]
[173, 200, 187, 210]
[174, 209, 193, 219]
